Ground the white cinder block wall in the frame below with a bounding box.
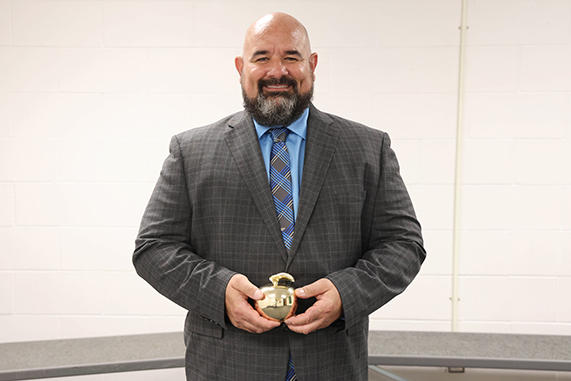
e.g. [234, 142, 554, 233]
[0, 0, 570, 343]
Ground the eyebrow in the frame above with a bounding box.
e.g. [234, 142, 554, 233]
[251, 50, 269, 58]
[251, 50, 303, 58]
[285, 50, 302, 57]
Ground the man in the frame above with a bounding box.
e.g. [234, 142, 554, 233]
[134, 12, 425, 381]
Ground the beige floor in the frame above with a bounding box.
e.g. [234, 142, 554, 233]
[369, 366, 571, 381]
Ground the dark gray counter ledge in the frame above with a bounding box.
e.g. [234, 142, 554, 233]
[1, 331, 571, 380]
[0, 332, 185, 381]
[368, 331, 571, 372]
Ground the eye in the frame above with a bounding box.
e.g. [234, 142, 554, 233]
[255, 57, 269, 62]
[285, 57, 299, 62]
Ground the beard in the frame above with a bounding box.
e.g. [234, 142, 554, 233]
[242, 76, 313, 127]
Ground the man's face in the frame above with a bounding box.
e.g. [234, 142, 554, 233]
[235, 16, 318, 126]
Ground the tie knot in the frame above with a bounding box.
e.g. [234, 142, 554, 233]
[270, 127, 288, 143]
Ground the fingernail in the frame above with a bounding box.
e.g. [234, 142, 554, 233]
[253, 290, 263, 300]
[297, 288, 305, 297]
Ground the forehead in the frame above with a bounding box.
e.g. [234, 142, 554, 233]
[244, 21, 310, 57]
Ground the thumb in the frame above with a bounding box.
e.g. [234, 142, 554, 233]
[232, 274, 263, 300]
[295, 278, 329, 299]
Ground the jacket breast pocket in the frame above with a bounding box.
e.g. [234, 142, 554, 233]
[313, 189, 366, 226]
[304, 190, 367, 265]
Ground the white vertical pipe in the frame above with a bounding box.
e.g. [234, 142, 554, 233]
[452, 0, 469, 332]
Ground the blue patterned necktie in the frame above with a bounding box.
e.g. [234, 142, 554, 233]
[269, 128, 295, 251]
[269, 128, 297, 381]
[285, 354, 297, 381]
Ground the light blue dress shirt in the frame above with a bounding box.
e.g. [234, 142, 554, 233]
[254, 108, 308, 221]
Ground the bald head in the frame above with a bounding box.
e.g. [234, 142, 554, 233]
[243, 13, 312, 58]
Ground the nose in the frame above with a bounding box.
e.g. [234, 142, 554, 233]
[267, 59, 288, 78]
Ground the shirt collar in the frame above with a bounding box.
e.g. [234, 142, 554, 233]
[253, 107, 309, 141]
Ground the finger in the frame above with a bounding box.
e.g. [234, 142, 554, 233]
[236, 309, 281, 333]
[285, 306, 319, 326]
[285, 308, 323, 335]
[250, 316, 281, 333]
[295, 278, 331, 299]
[230, 274, 263, 300]
[287, 321, 321, 335]
[286, 298, 328, 328]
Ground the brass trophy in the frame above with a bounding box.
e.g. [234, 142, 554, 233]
[255, 273, 298, 322]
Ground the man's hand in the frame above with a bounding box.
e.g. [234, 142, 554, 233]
[225, 274, 281, 334]
[285, 278, 343, 335]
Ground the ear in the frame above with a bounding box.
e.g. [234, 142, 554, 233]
[309, 52, 318, 80]
[235, 56, 244, 77]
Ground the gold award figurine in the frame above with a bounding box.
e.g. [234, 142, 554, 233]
[255, 273, 298, 322]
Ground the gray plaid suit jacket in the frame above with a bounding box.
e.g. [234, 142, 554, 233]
[134, 104, 425, 380]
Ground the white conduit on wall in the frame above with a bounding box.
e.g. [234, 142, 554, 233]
[452, 0, 469, 332]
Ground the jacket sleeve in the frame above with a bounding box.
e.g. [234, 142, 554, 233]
[326, 131, 426, 330]
[133, 135, 236, 328]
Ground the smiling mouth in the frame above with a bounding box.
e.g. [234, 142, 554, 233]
[264, 84, 291, 91]
[259, 77, 297, 94]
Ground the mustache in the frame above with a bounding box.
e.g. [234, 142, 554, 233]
[257, 77, 298, 94]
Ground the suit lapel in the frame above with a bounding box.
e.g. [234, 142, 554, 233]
[223, 107, 339, 268]
[287, 105, 338, 268]
[224, 112, 289, 262]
